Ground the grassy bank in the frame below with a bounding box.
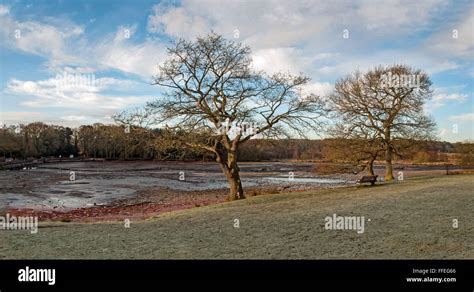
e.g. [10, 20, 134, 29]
[1, 174, 473, 259]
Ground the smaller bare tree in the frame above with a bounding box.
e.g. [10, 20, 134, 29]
[328, 124, 384, 176]
[329, 65, 436, 180]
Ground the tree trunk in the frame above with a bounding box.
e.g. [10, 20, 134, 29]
[367, 158, 375, 176]
[217, 150, 245, 201]
[385, 145, 394, 181]
[384, 127, 394, 181]
[226, 165, 244, 200]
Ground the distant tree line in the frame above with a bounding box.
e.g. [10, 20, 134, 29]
[0, 123, 77, 159]
[0, 122, 209, 160]
[1, 122, 472, 166]
[238, 138, 473, 166]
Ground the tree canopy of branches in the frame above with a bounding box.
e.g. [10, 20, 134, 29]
[329, 64, 436, 180]
[147, 33, 326, 200]
[325, 136, 384, 176]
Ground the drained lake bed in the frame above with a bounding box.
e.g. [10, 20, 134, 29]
[0, 161, 352, 211]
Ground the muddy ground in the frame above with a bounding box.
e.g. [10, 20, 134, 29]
[0, 160, 470, 221]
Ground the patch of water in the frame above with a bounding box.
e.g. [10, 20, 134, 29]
[263, 177, 347, 184]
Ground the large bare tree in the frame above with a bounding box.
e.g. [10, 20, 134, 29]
[148, 33, 326, 200]
[329, 65, 436, 180]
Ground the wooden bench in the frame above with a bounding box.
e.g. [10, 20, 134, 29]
[356, 175, 378, 186]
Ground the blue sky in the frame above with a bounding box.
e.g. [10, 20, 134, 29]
[0, 0, 472, 142]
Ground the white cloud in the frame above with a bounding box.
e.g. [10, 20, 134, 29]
[0, 111, 117, 127]
[252, 47, 309, 74]
[60, 115, 87, 121]
[147, 4, 210, 38]
[147, 1, 333, 49]
[45, 25, 168, 79]
[426, 8, 474, 59]
[1, 1, 459, 83]
[93, 37, 167, 79]
[433, 93, 468, 102]
[426, 92, 468, 110]
[426, 61, 460, 74]
[47, 66, 99, 74]
[143, 0, 455, 84]
[147, 0, 445, 45]
[358, 0, 446, 33]
[1, 11, 166, 79]
[0, 13, 164, 127]
[0, 4, 9, 16]
[449, 113, 474, 122]
[314, 49, 461, 80]
[251, 47, 339, 78]
[0, 112, 44, 125]
[302, 82, 333, 97]
[5, 77, 147, 110]
[7, 76, 135, 96]
[0, 11, 84, 63]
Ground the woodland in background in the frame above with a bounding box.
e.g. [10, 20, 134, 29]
[1, 122, 473, 166]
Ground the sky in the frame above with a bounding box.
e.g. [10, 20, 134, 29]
[0, 0, 473, 142]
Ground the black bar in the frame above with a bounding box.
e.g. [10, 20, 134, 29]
[0, 260, 472, 290]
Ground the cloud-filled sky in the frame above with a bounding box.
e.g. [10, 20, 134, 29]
[0, 0, 472, 142]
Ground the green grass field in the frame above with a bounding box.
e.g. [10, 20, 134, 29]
[1, 174, 473, 259]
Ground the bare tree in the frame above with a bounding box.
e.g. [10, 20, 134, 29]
[328, 124, 384, 176]
[329, 65, 436, 180]
[147, 33, 326, 200]
[113, 107, 159, 129]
